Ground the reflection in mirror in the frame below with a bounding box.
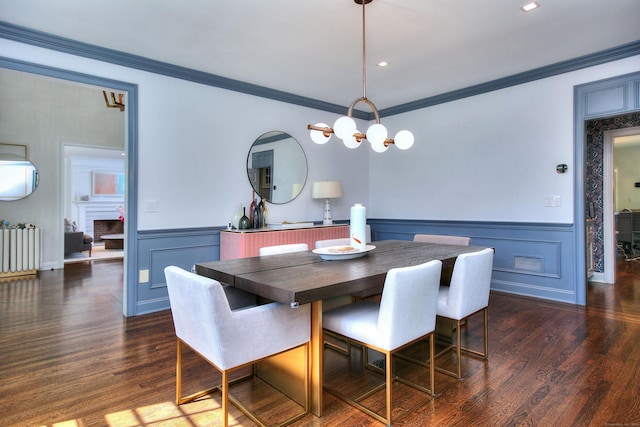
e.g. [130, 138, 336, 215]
[0, 143, 39, 201]
[247, 131, 307, 204]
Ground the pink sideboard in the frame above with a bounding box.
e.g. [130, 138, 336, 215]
[220, 225, 349, 260]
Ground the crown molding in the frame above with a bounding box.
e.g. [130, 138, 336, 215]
[1, 21, 638, 121]
[380, 40, 640, 119]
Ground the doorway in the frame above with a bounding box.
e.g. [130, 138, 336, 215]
[0, 58, 138, 315]
[603, 126, 640, 282]
[585, 113, 640, 286]
[63, 145, 126, 264]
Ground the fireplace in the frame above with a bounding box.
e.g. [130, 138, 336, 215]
[93, 219, 124, 242]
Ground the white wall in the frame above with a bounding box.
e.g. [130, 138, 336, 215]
[0, 38, 369, 268]
[0, 66, 124, 268]
[1, 36, 639, 269]
[371, 55, 640, 223]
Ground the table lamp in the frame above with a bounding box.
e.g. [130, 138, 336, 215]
[312, 181, 343, 225]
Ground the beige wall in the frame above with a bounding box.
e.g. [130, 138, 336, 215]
[0, 68, 125, 266]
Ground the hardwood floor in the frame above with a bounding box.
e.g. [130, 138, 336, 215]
[1, 258, 639, 426]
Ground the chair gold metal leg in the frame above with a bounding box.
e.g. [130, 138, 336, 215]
[429, 333, 435, 395]
[324, 330, 353, 356]
[176, 339, 219, 405]
[484, 308, 489, 358]
[222, 370, 229, 427]
[324, 332, 437, 425]
[434, 308, 489, 379]
[176, 339, 310, 427]
[176, 339, 181, 405]
[456, 319, 462, 378]
[385, 351, 392, 425]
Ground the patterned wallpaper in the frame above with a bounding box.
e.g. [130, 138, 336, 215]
[585, 112, 640, 272]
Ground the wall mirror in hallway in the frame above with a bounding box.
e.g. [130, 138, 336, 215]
[0, 143, 39, 201]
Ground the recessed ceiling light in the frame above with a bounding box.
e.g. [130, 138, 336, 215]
[377, 61, 389, 67]
[521, 2, 540, 12]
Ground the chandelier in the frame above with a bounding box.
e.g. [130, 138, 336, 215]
[307, 0, 414, 153]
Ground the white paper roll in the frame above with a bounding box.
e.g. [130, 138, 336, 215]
[350, 203, 366, 251]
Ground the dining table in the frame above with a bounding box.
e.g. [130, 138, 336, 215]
[195, 239, 487, 417]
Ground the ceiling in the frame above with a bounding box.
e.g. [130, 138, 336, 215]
[1, 0, 639, 111]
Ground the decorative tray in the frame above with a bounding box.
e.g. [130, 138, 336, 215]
[312, 245, 376, 261]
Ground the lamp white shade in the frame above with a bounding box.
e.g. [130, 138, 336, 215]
[312, 181, 343, 199]
[312, 181, 343, 225]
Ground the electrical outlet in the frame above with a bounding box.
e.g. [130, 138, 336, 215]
[139, 269, 149, 283]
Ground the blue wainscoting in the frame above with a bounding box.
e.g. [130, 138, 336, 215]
[134, 227, 222, 315]
[133, 220, 579, 315]
[368, 219, 578, 304]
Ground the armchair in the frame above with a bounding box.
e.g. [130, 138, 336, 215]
[64, 218, 93, 257]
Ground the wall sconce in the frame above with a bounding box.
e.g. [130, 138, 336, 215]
[103, 91, 125, 111]
[312, 181, 343, 225]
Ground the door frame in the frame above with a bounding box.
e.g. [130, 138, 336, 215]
[0, 57, 138, 316]
[574, 71, 640, 305]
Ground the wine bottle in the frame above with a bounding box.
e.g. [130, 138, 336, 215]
[252, 197, 261, 229]
[259, 197, 268, 228]
[249, 190, 256, 226]
[239, 207, 250, 230]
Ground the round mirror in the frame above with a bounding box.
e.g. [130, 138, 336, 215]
[247, 131, 307, 204]
[0, 157, 39, 201]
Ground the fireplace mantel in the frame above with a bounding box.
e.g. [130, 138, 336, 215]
[74, 201, 121, 239]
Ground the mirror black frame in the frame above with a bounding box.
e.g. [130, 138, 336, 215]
[246, 131, 307, 204]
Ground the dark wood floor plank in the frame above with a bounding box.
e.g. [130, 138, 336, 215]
[1, 258, 639, 426]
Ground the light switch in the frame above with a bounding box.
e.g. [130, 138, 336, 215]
[544, 196, 553, 207]
[144, 200, 158, 212]
[552, 196, 561, 207]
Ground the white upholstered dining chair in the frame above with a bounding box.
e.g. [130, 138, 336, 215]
[413, 233, 471, 246]
[259, 243, 309, 256]
[322, 260, 442, 425]
[164, 266, 311, 427]
[315, 225, 371, 248]
[413, 233, 471, 286]
[436, 247, 494, 379]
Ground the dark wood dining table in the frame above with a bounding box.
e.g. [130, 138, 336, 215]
[195, 239, 487, 416]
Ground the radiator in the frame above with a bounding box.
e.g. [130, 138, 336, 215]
[0, 227, 41, 278]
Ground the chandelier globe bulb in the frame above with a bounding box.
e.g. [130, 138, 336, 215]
[334, 116, 357, 140]
[370, 139, 389, 153]
[394, 130, 415, 150]
[366, 123, 387, 145]
[310, 123, 332, 144]
[343, 133, 362, 149]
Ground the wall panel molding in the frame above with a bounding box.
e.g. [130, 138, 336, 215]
[134, 227, 221, 315]
[369, 219, 577, 303]
[132, 220, 579, 314]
